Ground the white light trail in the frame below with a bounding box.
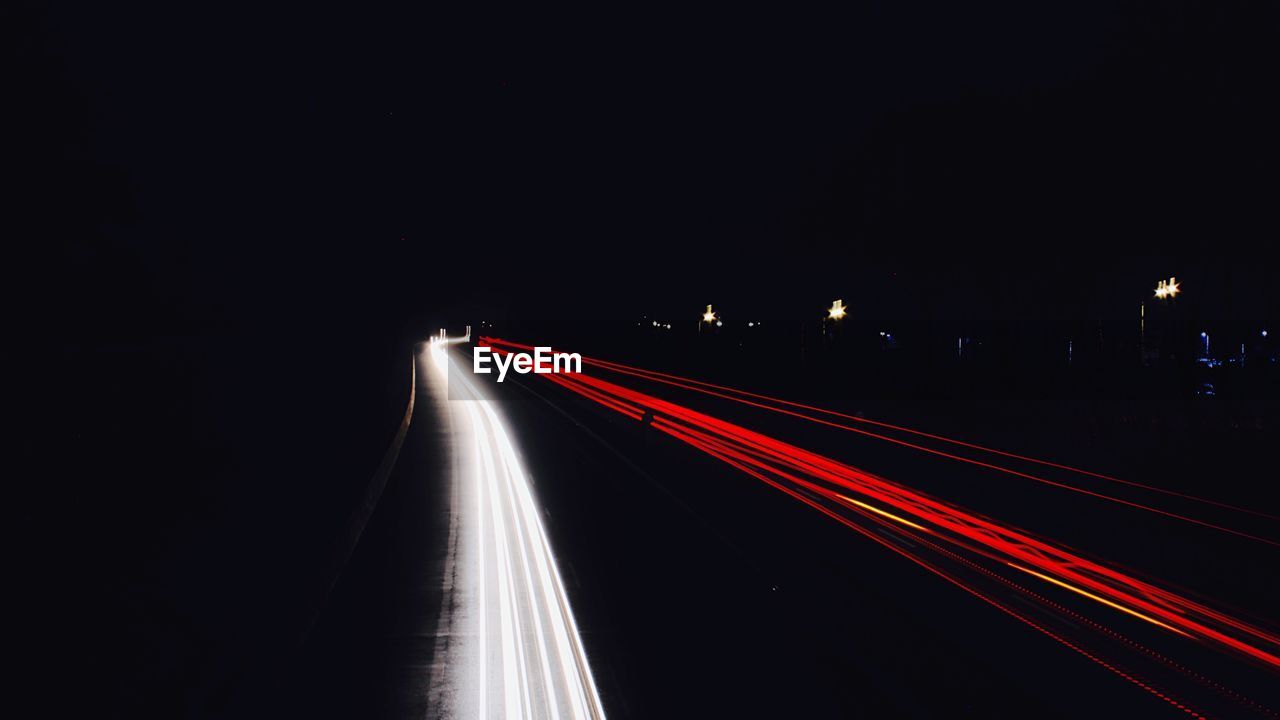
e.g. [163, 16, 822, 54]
[424, 338, 606, 719]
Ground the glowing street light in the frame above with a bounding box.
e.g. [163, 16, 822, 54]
[702, 304, 717, 323]
[1154, 276, 1180, 299]
[827, 299, 847, 320]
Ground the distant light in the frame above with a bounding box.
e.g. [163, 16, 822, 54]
[702, 304, 717, 323]
[827, 299, 847, 320]
[652, 321, 659, 327]
[879, 331, 886, 337]
[748, 322, 754, 327]
[715, 320, 722, 327]
[665, 324, 671, 329]
[1201, 331, 1208, 338]
[1154, 276, 1180, 299]
[1263, 330, 1269, 338]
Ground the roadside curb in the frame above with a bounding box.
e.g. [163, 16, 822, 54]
[302, 351, 417, 641]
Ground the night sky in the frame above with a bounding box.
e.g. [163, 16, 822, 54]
[13, 0, 1276, 344]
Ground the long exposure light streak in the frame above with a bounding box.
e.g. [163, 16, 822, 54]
[482, 338, 1280, 542]
[645, 409, 1215, 719]
[478, 337, 1280, 719]
[1006, 562, 1188, 636]
[425, 338, 606, 719]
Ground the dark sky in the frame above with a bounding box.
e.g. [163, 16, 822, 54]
[13, 0, 1279, 343]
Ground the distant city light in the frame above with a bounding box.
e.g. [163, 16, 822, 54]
[1154, 276, 1180, 299]
[702, 304, 717, 323]
[715, 320, 722, 327]
[827, 299, 847, 320]
[748, 322, 754, 327]
[1263, 330, 1269, 338]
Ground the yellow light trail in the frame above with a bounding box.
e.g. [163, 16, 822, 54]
[836, 493, 928, 531]
[1007, 563, 1191, 637]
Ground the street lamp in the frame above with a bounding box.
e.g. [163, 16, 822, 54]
[702, 304, 717, 323]
[1144, 276, 1180, 363]
[827, 299, 846, 320]
[1154, 276, 1180, 299]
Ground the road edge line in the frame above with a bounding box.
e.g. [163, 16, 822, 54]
[302, 350, 418, 641]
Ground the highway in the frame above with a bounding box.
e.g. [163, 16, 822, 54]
[270, 336, 1280, 719]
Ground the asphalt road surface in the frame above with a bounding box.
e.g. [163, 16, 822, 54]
[262, 339, 1280, 719]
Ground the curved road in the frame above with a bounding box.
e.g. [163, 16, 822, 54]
[424, 338, 606, 719]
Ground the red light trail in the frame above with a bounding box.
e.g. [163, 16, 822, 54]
[480, 337, 1280, 718]
[482, 338, 1280, 545]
